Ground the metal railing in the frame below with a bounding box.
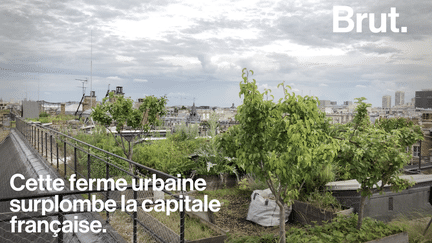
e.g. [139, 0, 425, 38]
[4, 117, 186, 243]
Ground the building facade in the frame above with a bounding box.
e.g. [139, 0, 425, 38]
[395, 91, 405, 106]
[382, 95, 391, 109]
[415, 90, 432, 109]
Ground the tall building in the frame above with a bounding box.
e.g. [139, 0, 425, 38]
[382, 95, 391, 109]
[415, 90, 432, 109]
[395, 91, 405, 106]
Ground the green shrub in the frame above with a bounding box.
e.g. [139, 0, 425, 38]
[39, 112, 49, 118]
[39, 117, 50, 123]
[132, 138, 201, 176]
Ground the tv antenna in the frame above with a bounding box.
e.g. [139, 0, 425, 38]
[76, 78, 88, 95]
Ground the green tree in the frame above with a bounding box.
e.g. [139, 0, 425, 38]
[235, 69, 339, 242]
[91, 92, 167, 173]
[333, 97, 423, 229]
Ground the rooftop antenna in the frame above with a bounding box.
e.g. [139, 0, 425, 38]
[76, 78, 88, 95]
[90, 30, 93, 106]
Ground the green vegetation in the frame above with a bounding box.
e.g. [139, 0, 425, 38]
[194, 112, 239, 177]
[233, 69, 339, 241]
[298, 189, 342, 213]
[173, 122, 199, 141]
[25, 113, 77, 124]
[91, 92, 167, 173]
[25, 68, 429, 242]
[132, 137, 202, 176]
[73, 125, 203, 178]
[332, 98, 423, 229]
[390, 216, 432, 243]
[227, 215, 405, 243]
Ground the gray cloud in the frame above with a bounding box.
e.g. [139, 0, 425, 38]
[0, 0, 430, 108]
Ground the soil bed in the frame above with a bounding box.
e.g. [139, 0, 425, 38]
[193, 188, 291, 238]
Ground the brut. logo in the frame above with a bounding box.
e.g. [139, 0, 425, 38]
[333, 6, 407, 33]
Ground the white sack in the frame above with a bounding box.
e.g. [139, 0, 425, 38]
[246, 188, 292, 227]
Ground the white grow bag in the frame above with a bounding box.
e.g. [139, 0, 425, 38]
[246, 188, 292, 227]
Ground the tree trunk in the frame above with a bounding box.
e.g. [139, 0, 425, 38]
[357, 195, 367, 230]
[276, 200, 286, 243]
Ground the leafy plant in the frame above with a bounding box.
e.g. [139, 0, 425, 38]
[234, 68, 339, 242]
[298, 189, 342, 212]
[194, 112, 240, 177]
[237, 174, 268, 191]
[39, 112, 49, 118]
[332, 97, 424, 229]
[132, 138, 200, 176]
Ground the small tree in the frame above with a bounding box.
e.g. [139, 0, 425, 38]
[91, 92, 167, 173]
[334, 97, 423, 229]
[235, 69, 339, 242]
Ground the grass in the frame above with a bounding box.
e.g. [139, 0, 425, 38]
[104, 210, 158, 243]
[97, 197, 220, 242]
[145, 199, 220, 240]
[390, 215, 432, 243]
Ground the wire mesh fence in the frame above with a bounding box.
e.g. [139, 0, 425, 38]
[1, 118, 187, 243]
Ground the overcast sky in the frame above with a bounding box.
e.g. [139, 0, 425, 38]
[1, 0, 431, 107]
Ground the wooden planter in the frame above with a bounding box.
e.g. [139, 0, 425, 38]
[290, 200, 354, 225]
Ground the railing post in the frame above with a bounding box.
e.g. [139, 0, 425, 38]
[56, 140, 59, 172]
[106, 157, 110, 223]
[64, 140, 67, 177]
[180, 196, 185, 243]
[133, 190, 137, 243]
[45, 132, 47, 158]
[50, 135, 53, 164]
[74, 147, 77, 177]
[87, 153, 91, 200]
[41, 130, 44, 156]
[37, 128, 39, 152]
[58, 194, 64, 243]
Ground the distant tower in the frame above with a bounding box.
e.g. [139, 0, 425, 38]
[186, 102, 201, 125]
[382, 95, 391, 109]
[395, 91, 404, 106]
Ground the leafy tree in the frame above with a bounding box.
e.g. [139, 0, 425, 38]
[333, 97, 423, 229]
[91, 92, 167, 173]
[235, 69, 339, 242]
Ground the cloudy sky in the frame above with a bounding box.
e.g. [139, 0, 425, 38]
[0, 0, 431, 107]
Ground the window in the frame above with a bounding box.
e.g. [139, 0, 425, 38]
[413, 146, 420, 157]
